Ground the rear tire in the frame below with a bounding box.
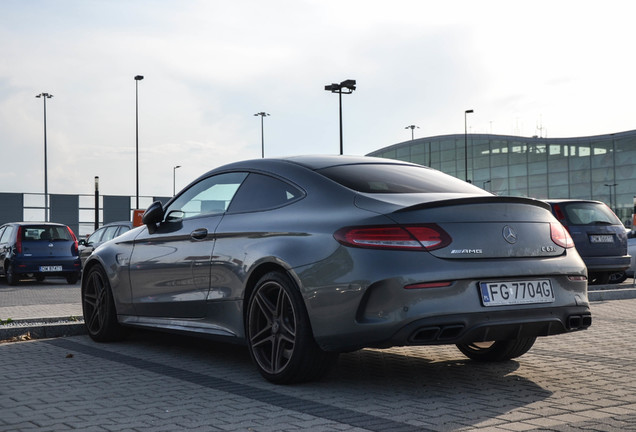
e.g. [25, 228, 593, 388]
[456, 337, 536, 362]
[246, 271, 337, 384]
[66, 272, 80, 284]
[82, 265, 127, 342]
[589, 272, 610, 285]
[5, 263, 19, 286]
[608, 271, 627, 284]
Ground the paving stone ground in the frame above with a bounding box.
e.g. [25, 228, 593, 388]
[1, 280, 635, 431]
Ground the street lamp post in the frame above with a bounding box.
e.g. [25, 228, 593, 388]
[605, 183, 618, 212]
[254, 112, 270, 158]
[134, 75, 144, 209]
[94, 176, 99, 231]
[324, 79, 356, 155]
[464, 109, 474, 182]
[173, 165, 181, 196]
[405, 125, 419, 140]
[36, 92, 53, 222]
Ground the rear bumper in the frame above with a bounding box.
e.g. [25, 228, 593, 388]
[388, 305, 592, 347]
[12, 257, 81, 274]
[583, 255, 631, 272]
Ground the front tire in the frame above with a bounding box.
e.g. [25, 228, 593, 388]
[5, 263, 19, 286]
[246, 271, 337, 384]
[456, 337, 536, 362]
[82, 265, 127, 342]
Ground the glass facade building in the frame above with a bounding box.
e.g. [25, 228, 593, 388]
[367, 130, 636, 225]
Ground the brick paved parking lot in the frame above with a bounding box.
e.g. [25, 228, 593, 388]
[1, 299, 635, 431]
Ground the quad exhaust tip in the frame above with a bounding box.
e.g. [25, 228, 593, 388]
[568, 314, 592, 330]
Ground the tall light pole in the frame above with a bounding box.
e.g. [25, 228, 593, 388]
[605, 183, 618, 212]
[254, 112, 269, 158]
[405, 124, 419, 140]
[134, 75, 144, 209]
[36, 92, 53, 221]
[94, 176, 99, 230]
[173, 165, 181, 196]
[324, 79, 356, 155]
[464, 109, 474, 182]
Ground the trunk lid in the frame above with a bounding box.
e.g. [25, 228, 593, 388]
[356, 195, 563, 259]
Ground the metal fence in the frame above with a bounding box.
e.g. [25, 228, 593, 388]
[0, 192, 171, 238]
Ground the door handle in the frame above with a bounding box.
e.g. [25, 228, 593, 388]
[190, 228, 208, 240]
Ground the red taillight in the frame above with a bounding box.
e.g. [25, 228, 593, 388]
[334, 224, 451, 251]
[67, 226, 79, 254]
[552, 203, 566, 222]
[550, 222, 574, 248]
[16, 226, 23, 254]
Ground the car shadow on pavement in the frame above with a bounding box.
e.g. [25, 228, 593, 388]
[106, 328, 551, 429]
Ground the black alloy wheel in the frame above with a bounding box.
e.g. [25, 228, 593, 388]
[82, 265, 127, 342]
[456, 337, 536, 362]
[246, 271, 337, 384]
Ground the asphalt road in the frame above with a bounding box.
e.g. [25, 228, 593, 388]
[1, 279, 636, 431]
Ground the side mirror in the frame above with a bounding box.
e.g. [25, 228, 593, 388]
[142, 201, 165, 233]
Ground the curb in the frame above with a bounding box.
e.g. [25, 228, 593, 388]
[588, 288, 636, 302]
[0, 318, 86, 342]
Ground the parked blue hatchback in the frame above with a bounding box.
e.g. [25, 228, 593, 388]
[547, 200, 630, 284]
[0, 222, 82, 285]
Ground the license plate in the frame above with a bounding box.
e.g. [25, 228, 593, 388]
[39, 266, 62, 272]
[590, 235, 614, 243]
[479, 280, 554, 306]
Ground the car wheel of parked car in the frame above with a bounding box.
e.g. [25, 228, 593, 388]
[66, 272, 80, 285]
[82, 265, 127, 342]
[608, 271, 628, 284]
[589, 272, 610, 285]
[246, 271, 337, 384]
[456, 337, 536, 362]
[5, 262, 19, 286]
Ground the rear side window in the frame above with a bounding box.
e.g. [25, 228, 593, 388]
[560, 202, 621, 226]
[228, 173, 303, 213]
[22, 225, 72, 241]
[317, 164, 488, 194]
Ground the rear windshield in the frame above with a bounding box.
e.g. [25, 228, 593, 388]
[317, 164, 487, 194]
[22, 225, 72, 241]
[560, 202, 621, 226]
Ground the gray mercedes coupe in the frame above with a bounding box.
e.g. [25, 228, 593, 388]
[82, 155, 591, 383]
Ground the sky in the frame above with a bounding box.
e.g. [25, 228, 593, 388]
[1, 0, 636, 198]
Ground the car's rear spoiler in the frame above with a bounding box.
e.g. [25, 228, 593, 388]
[394, 196, 551, 213]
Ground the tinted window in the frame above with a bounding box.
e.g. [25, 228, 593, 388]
[0, 226, 13, 243]
[167, 172, 248, 219]
[101, 226, 120, 243]
[22, 225, 72, 241]
[317, 164, 487, 194]
[560, 202, 621, 226]
[87, 227, 105, 244]
[228, 173, 303, 213]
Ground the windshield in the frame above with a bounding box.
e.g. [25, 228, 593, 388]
[317, 164, 488, 194]
[561, 202, 621, 226]
[22, 225, 72, 241]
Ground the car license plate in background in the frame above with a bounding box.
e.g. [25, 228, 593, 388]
[479, 280, 554, 307]
[40, 266, 62, 272]
[590, 234, 614, 243]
